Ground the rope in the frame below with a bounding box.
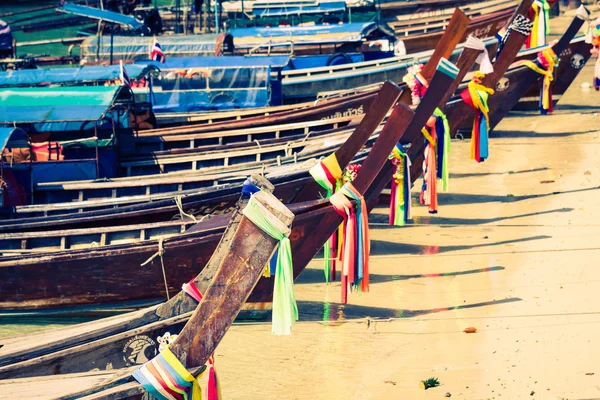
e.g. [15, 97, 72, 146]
[141, 237, 170, 300]
[174, 195, 198, 222]
[254, 139, 261, 149]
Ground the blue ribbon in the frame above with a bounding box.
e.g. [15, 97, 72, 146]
[242, 177, 260, 198]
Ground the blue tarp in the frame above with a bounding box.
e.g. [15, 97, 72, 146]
[0, 64, 156, 87]
[231, 22, 396, 47]
[251, 2, 346, 17]
[144, 55, 290, 69]
[58, 2, 144, 30]
[0, 19, 12, 51]
[0, 86, 127, 124]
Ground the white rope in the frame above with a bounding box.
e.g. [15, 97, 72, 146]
[141, 237, 170, 300]
[174, 195, 198, 222]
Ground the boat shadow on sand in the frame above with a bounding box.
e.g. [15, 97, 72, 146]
[296, 266, 505, 285]
[294, 297, 522, 322]
[369, 234, 552, 256]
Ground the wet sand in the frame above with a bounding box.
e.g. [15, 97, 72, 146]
[214, 21, 600, 400]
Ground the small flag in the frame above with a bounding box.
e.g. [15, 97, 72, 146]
[150, 37, 166, 63]
[120, 60, 131, 87]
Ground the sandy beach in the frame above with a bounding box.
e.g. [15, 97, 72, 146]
[211, 19, 600, 400]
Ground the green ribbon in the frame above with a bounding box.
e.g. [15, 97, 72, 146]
[243, 197, 297, 335]
[433, 108, 450, 192]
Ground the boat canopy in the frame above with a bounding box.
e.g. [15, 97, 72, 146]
[0, 19, 12, 52]
[146, 55, 291, 69]
[250, 1, 346, 17]
[144, 56, 288, 113]
[57, 2, 144, 30]
[0, 64, 157, 87]
[0, 86, 132, 124]
[81, 34, 228, 64]
[231, 22, 396, 48]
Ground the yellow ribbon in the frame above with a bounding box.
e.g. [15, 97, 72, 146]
[161, 347, 202, 400]
[322, 153, 343, 180]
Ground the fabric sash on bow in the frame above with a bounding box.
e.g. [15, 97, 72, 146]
[518, 47, 557, 114]
[589, 19, 600, 90]
[433, 108, 450, 192]
[460, 73, 494, 162]
[527, 0, 550, 49]
[464, 35, 494, 74]
[420, 124, 438, 214]
[497, 15, 534, 58]
[309, 153, 343, 283]
[133, 347, 223, 400]
[329, 183, 370, 304]
[389, 146, 412, 226]
[242, 196, 297, 335]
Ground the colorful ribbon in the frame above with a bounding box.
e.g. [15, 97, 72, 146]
[460, 72, 494, 162]
[402, 64, 429, 106]
[133, 347, 222, 400]
[182, 279, 203, 303]
[433, 108, 450, 192]
[309, 153, 343, 283]
[527, 0, 550, 49]
[329, 183, 370, 304]
[242, 196, 296, 336]
[589, 18, 600, 90]
[389, 147, 412, 226]
[520, 47, 557, 114]
[420, 125, 438, 214]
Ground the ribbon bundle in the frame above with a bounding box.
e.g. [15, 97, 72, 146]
[589, 18, 600, 90]
[243, 196, 297, 335]
[527, 0, 550, 49]
[330, 183, 370, 304]
[460, 72, 494, 162]
[309, 153, 343, 282]
[389, 147, 411, 226]
[420, 124, 438, 213]
[133, 348, 222, 400]
[520, 47, 558, 114]
[402, 64, 429, 106]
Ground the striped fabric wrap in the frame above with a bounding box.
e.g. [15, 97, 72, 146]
[389, 146, 412, 226]
[329, 183, 370, 304]
[133, 348, 222, 400]
[309, 153, 343, 283]
[496, 15, 533, 58]
[527, 0, 550, 49]
[242, 195, 296, 335]
[460, 72, 494, 162]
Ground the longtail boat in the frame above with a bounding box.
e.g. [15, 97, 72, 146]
[0, 56, 463, 380]
[0, 6, 476, 219]
[444, 7, 589, 139]
[0, 78, 403, 312]
[0, 184, 295, 397]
